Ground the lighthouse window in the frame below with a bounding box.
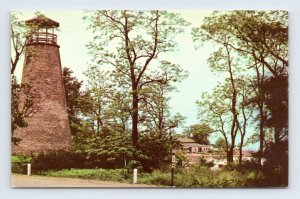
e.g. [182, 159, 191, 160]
[26, 55, 32, 66]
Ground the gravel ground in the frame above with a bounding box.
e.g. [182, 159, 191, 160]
[11, 174, 159, 188]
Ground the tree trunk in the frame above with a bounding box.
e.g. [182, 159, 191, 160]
[274, 126, 281, 144]
[258, 104, 265, 163]
[227, 146, 234, 163]
[132, 89, 139, 147]
[239, 136, 244, 165]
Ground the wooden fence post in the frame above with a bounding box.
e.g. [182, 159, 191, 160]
[133, 169, 137, 184]
[27, 164, 31, 176]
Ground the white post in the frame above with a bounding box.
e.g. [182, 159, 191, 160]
[133, 169, 137, 184]
[27, 164, 31, 176]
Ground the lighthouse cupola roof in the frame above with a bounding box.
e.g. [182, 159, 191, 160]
[25, 15, 59, 45]
[25, 15, 59, 28]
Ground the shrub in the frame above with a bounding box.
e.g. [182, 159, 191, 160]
[11, 155, 32, 174]
[30, 150, 87, 173]
[138, 170, 171, 186]
[262, 141, 288, 187]
[126, 160, 142, 172]
[42, 168, 131, 183]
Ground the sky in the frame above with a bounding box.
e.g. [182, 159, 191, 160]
[12, 10, 257, 149]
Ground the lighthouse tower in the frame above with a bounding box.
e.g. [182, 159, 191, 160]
[12, 15, 72, 154]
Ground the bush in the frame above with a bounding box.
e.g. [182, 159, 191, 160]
[11, 155, 32, 174]
[262, 141, 288, 187]
[30, 150, 87, 173]
[42, 168, 131, 183]
[235, 160, 262, 173]
[12, 149, 142, 174]
[126, 160, 142, 172]
[139, 170, 171, 186]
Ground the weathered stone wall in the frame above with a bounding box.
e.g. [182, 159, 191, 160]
[12, 43, 72, 155]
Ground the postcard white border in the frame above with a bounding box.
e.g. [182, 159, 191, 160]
[1, 0, 299, 199]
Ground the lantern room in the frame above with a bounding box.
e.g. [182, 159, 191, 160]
[25, 15, 59, 45]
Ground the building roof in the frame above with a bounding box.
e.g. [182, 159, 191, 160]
[177, 137, 212, 148]
[177, 137, 195, 143]
[25, 15, 59, 28]
[242, 150, 254, 156]
[181, 143, 204, 147]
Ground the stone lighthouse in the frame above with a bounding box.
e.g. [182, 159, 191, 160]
[12, 15, 72, 154]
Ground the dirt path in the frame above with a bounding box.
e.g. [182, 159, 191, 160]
[11, 174, 158, 188]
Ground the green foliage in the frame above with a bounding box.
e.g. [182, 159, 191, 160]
[174, 150, 187, 168]
[73, 131, 174, 172]
[30, 150, 87, 173]
[192, 11, 288, 77]
[198, 157, 214, 168]
[183, 123, 213, 144]
[84, 10, 189, 147]
[193, 10, 288, 163]
[139, 170, 171, 186]
[138, 165, 267, 188]
[62, 67, 87, 135]
[262, 75, 288, 142]
[126, 160, 142, 172]
[83, 65, 119, 135]
[136, 133, 173, 171]
[11, 155, 32, 174]
[262, 141, 288, 186]
[83, 133, 135, 169]
[12, 154, 286, 187]
[192, 10, 288, 161]
[42, 168, 131, 183]
[215, 137, 227, 151]
[11, 12, 43, 74]
[18, 130, 172, 173]
[11, 75, 33, 145]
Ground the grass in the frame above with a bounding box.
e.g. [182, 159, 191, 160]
[11, 154, 274, 187]
[138, 165, 266, 188]
[37, 165, 267, 188]
[41, 168, 131, 183]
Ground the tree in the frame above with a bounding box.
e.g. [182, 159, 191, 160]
[183, 124, 213, 145]
[236, 78, 254, 165]
[83, 65, 115, 135]
[197, 83, 236, 163]
[84, 10, 189, 148]
[11, 76, 33, 145]
[196, 35, 243, 162]
[195, 42, 254, 163]
[138, 61, 187, 137]
[137, 79, 186, 170]
[193, 10, 288, 160]
[215, 137, 227, 151]
[192, 11, 288, 77]
[62, 67, 93, 135]
[11, 12, 41, 74]
[11, 13, 36, 144]
[11, 13, 28, 74]
[262, 74, 288, 144]
[250, 63, 267, 160]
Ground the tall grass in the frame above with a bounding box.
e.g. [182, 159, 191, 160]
[138, 165, 266, 188]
